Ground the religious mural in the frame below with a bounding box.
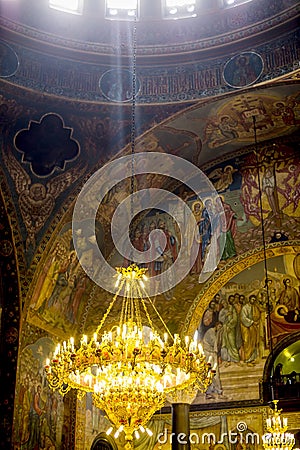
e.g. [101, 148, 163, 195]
[100, 69, 140, 103]
[26, 143, 300, 342]
[27, 221, 105, 338]
[14, 337, 66, 450]
[223, 52, 264, 89]
[192, 253, 300, 406]
[2, 140, 86, 262]
[203, 91, 299, 150]
[167, 85, 300, 167]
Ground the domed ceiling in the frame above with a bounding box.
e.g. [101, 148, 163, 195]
[0, 6, 300, 440]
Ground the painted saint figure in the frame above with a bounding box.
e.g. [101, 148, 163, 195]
[278, 278, 300, 310]
[215, 196, 237, 260]
[187, 200, 203, 274]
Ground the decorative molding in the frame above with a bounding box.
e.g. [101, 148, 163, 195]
[0, 30, 299, 103]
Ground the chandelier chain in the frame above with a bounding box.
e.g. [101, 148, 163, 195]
[252, 116, 274, 374]
[94, 282, 123, 337]
[130, 14, 137, 251]
[138, 285, 174, 340]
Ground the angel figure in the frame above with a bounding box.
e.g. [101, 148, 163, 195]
[3, 146, 86, 250]
[208, 165, 238, 192]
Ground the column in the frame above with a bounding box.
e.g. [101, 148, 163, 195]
[166, 388, 198, 450]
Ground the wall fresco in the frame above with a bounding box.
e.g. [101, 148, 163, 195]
[14, 337, 65, 449]
[27, 222, 103, 338]
[192, 253, 300, 405]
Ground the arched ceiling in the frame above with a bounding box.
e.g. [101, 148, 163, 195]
[275, 340, 300, 374]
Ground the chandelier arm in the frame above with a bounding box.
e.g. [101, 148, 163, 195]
[94, 282, 124, 336]
[126, 286, 133, 323]
[123, 295, 129, 324]
[252, 116, 274, 379]
[130, 283, 135, 322]
[137, 288, 155, 331]
[119, 294, 126, 329]
[139, 286, 174, 341]
[133, 287, 143, 329]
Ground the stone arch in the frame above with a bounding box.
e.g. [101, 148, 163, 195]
[261, 330, 300, 403]
[90, 432, 118, 450]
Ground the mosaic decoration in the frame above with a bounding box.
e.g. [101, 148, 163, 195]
[0, 190, 20, 449]
[99, 69, 140, 102]
[223, 52, 264, 88]
[2, 141, 85, 256]
[13, 336, 66, 449]
[0, 41, 19, 78]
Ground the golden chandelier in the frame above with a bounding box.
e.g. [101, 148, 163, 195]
[262, 400, 295, 450]
[45, 264, 215, 448]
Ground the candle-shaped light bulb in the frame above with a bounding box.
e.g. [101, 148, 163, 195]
[115, 273, 122, 287]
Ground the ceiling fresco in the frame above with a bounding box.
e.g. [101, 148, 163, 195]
[165, 82, 300, 166]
